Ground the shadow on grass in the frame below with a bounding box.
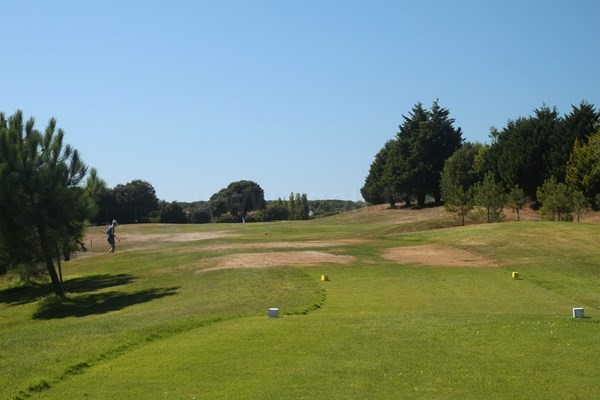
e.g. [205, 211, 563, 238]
[33, 287, 178, 319]
[0, 274, 136, 306]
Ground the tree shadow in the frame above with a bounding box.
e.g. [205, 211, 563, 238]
[0, 274, 136, 306]
[64, 274, 136, 293]
[33, 287, 178, 319]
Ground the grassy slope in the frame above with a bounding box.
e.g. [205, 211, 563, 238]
[1, 206, 599, 399]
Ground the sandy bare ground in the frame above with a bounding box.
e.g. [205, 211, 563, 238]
[83, 228, 235, 255]
[197, 251, 356, 273]
[383, 245, 498, 268]
[200, 239, 368, 252]
[117, 231, 235, 243]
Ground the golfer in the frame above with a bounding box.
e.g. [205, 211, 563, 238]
[105, 220, 118, 253]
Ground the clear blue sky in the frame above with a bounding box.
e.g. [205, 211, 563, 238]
[2, 1, 599, 202]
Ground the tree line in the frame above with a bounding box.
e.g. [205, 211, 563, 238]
[2, 102, 598, 296]
[362, 100, 600, 223]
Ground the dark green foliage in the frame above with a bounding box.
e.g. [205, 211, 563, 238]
[362, 100, 463, 207]
[186, 201, 211, 224]
[209, 180, 266, 222]
[309, 199, 365, 218]
[571, 190, 591, 222]
[91, 180, 159, 224]
[473, 172, 505, 223]
[261, 202, 290, 221]
[506, 185, 527, 221]
[440, 142, 486, 202]
[536, 176, 573, 221]
[288, 193, 309, 220]
[159, 201, 187, 223]
[85, 168, 108, 224]
[443, 184, 474, 226]
[113, 180, 159, 223]
[0, 111, 90, 295]
[360, 141, 392, 205]
[566, 129, 600, 209]
[487, 102, 599, 201]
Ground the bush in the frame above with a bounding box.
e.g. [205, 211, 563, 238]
[214, 214, 237, 223]
[189, 209, 211, 224]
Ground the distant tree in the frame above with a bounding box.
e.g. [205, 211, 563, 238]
[440, 142, 484, 203]
[209, 180, 266, 222]
[562, 101, 600, 147]
[286, 193, 309, 220]
[0, 111, 90, 296]
[187, 201, 211, 224]
[85, 167, 108, 224]
[443, 184, 474, 226]
[113, 180, 159, 223]
[485, 103, 599, 202]
[506, 185, 527, 221]
[571, 190, 591, 222]
[288, 192, 298, 220]
[360, 142, 390, 205]
[362, 100, 463, 207]
[262, 201, 289, 221]
[566, 129, 600, 209]
[159, 201, 187, 223]
[473, 172, 505, 223]
[536, 176, 573, 221]
[299, 193, 310, 220]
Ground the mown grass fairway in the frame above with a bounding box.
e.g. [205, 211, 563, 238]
[1, 207, 599, 399]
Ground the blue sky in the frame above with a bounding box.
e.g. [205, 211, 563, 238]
[2, 1, 599, 202]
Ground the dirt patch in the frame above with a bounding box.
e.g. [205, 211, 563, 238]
[383, 245, 498, 267]
[117, 231, 235, 243]
[198, 251, 355, 273]
[201, 239, 368, 252]
[82, 228, 235, 255]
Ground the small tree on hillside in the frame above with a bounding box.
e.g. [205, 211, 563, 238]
[506, 185, 527, 221]
[473, 172, 505, 223]
[444, 184, 474, 226]
[571, 190, 590, 222]
[536, 176, 573, 221]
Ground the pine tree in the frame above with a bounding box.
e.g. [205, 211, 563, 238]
[506, 185, 527, 221]
[0, 111, 90, 296]
[473, 172, 505, 223]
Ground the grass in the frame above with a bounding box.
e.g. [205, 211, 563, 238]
[1, 206, 599, 399]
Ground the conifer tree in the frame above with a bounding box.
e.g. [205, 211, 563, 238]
[0, 111, 90, 296]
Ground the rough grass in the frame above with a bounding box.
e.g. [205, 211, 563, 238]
[1, 206, 599, 399]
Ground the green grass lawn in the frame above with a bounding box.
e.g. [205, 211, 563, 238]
[1, 207, 599, 399]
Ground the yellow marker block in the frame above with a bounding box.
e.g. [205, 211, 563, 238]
[321, 275, 329, 281]
[512, 272, 519, 279]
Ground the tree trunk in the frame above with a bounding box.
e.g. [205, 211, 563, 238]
[45, 256, 64, 297]
[37, 226, 65, 297]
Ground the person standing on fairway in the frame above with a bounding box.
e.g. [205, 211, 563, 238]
[105, 220, 118, 253]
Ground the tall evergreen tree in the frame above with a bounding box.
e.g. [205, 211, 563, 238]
[362, 100, 463, 206]
[0, 111, 90, 296]
[566, 129, 600, 209]
[486, 103, 599, 201]
[299, 193, 310, 220]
